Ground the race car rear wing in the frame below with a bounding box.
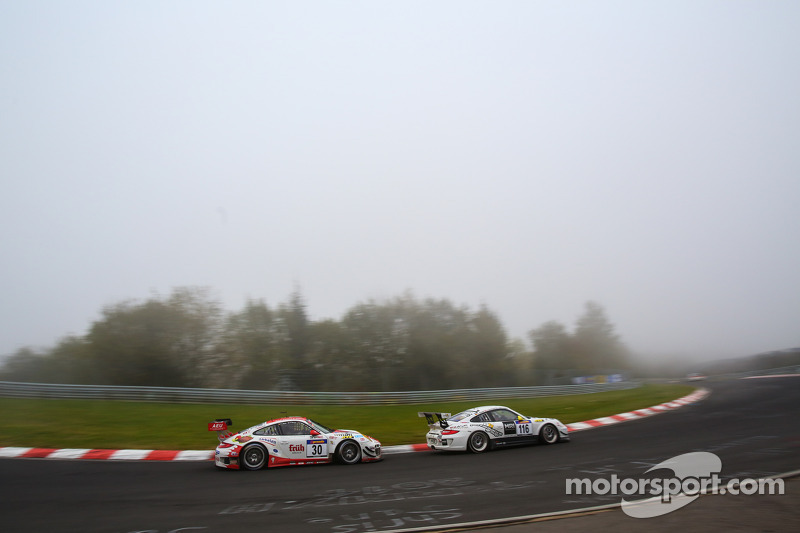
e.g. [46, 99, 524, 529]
[418, 412, 451, 429]
[208, 418, 234, 442]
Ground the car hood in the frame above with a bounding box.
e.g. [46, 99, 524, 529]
[329, 429, 380, 443]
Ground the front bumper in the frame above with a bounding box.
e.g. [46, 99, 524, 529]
[362, 441, 383, 461]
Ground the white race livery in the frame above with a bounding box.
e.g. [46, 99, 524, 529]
[209, 417, 382, 470]
[419, 405, 570, 453]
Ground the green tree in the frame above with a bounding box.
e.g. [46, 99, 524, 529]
[85, 287, 222, 387]
[573, 301, 630, 373]
[341, 296, 413, 390]
[0, 347, 49, 382]
[48, 335, 96, 383]
[457, 304, 509, 388]
[87, 299, 184, 386]
[306, 319, 357, 391]
[217, 299, 281, 390]
[273, 289, 311, 389]
[528, 320, 575, 383]
[164, 287, 223, 387]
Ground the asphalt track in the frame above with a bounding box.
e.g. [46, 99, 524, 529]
[0, 377, 797, 533]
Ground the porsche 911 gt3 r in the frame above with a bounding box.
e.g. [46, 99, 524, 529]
[208, 417, 381, 470]
[419, 405, 569, 453]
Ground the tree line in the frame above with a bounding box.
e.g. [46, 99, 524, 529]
[0, 287, 630, 390]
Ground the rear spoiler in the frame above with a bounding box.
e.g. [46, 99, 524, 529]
[208, 418, 234, 442]
[418, 412, 451, 429]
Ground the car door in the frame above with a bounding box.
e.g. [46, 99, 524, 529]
[489, 408, 536, 446]
[276, 421, 328, 462]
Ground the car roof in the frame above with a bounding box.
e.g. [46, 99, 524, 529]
[466, 405, 514, 414]
[264, 416, 310, 424]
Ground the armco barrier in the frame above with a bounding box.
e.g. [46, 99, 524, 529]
[0, 380, 639, 405]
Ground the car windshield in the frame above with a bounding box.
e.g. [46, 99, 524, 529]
[307, 419, 334, 434]
[448, 410, 480, 423]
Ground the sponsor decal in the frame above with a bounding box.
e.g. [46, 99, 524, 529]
[234, 436, 253, 444]
[289, 444, 305, 453]
[208, 421, 228, 431]
[306, 439, 327, 458]
[482, 424, 503, 438]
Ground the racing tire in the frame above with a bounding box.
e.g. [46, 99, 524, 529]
[241, 444, 268, 470]
[539, 423, 558, 445]
[335, 440, 362, 465]
[467, 431, 490, 453]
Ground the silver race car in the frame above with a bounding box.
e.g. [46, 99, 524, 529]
[419, 405, 570, 453]
[209, 417, 382, 470]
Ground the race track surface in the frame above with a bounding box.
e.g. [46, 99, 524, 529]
[1, 377, 797, 533]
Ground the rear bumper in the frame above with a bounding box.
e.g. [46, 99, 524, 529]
[214, 448, 241, 469]
[425, 432, 468, 451]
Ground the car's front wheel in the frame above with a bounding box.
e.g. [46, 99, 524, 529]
[241, 444, 268, 470]
[467, 431, 490, 453]
[539, 424, 558, 444]
[335, 440, 362, 465]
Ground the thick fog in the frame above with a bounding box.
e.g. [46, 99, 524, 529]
[2, 1, 799, 361]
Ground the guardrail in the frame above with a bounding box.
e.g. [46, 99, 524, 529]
[0, 380, 639, 405]
[717, 365, 800, 380]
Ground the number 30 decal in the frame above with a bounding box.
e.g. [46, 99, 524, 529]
[306, 440, 327, 457]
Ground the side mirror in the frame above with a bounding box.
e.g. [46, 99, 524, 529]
[309, 429, 320, 436]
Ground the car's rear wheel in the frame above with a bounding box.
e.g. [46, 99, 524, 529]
[241, 444, 267, 470]
[539, 423, 558, 444]
[467, 431, 490, 453]
[335, 440, 362, 465]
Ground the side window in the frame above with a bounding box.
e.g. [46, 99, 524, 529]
[471, 413, 491, 423]
[278, 421, 312, 435]
[254, 425, 278, 436]
[489, 409, 518, 422]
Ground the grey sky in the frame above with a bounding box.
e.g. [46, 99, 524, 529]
[2, 1, 799, 362]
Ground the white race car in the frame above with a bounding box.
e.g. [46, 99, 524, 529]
[209, 417, 382, 470]
[419, 405, 570, 453]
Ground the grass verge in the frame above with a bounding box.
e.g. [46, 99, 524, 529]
[0, 383, 694, 450]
